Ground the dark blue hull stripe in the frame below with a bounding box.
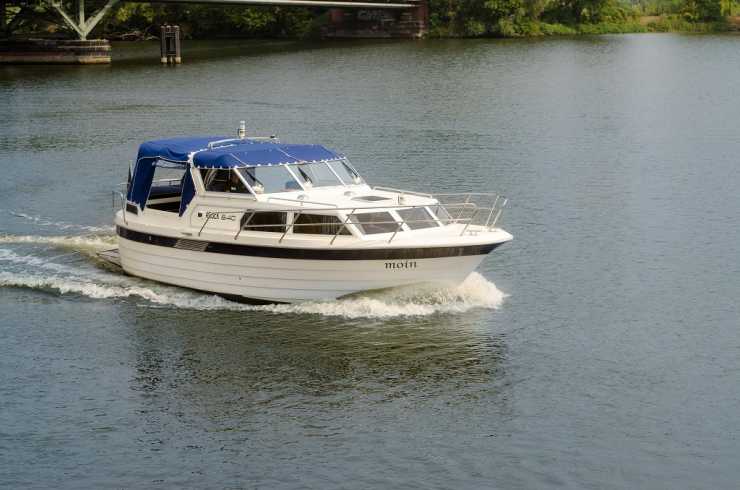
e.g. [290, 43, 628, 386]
[116, 225, 503, 261]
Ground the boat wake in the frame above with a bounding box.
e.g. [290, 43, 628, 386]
[9, 211, 114, 234]
[0, 232, 507, 318]
[0, 232, 117, 251]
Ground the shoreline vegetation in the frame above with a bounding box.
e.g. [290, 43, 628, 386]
[3, 0, 740, 40]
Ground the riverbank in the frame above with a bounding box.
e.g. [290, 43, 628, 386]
[428, 15, 738, 38]
[61, 16, 740, 41]
[98, 14, 740, 39]
[4, 0, 739, 42]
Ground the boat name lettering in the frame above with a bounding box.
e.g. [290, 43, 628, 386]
[385, 260, 417, 270]
[205, 211, 236, 221]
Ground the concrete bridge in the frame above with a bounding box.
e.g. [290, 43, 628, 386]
[1, 0, 428, 56]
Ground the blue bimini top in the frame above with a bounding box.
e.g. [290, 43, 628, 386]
[193, 143, 341, 168]
[126, 136, 344, 214]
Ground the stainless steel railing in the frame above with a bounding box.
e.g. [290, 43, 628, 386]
[113, 182, 508, 244]
[371, 189, 507, 229]
[266, 196, 339, 208]
[196, 197, 507, 244]
[111, 190, 128, 225]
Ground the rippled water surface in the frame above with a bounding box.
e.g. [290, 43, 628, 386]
[2, 35, 740, 488]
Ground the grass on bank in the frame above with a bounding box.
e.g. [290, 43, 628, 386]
[429, 15, 732, 37]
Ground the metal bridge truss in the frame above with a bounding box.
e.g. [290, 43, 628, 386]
[35, 0, 419, 40]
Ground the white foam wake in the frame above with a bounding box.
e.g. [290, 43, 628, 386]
[0, 233, 116, 250]
[9, 211, 114, 233]
[0, 269, 507, 318]
[261, 273, 507, 318]
[0, 249, 130, 283]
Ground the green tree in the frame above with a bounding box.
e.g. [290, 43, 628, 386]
[682, 0, 722, 20]
[545, 0, 610, 22]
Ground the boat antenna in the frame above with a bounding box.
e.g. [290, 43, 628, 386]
[238, 121, 247, 140]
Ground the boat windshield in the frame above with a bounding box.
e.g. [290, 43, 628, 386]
[238, 166, 302, 194]
[293, 162, 342, 188]
[328, 160, 363, 185]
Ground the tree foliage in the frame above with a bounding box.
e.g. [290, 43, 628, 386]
[2, 0, 731, 40]
[682, 0, 723, 19]
[429, 0, 728, 35]
[102, 4, 315, 38]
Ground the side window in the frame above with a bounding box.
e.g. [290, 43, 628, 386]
[201, 169, 249, 193]
[238, 167, 301, 193]
[146, 166, 184, 213]
[294, 163, 342, 187]
[431, 204, 452, 224]
[350, 212, 400, 235]
[243, 212, 287, 233]
[293, 214, 350, 235]
[397, 207, 439, 230]
[328, 160, 363, 185]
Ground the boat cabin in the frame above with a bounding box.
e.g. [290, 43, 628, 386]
[127, 136, 362, 212]
[124, 135, 447, 239]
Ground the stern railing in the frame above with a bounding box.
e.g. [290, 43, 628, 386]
[111, 190, 128, 225]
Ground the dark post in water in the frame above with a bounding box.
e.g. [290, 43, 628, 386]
[160, 25, 181, 64]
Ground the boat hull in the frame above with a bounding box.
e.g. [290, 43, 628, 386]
[117, 235, 497, 303]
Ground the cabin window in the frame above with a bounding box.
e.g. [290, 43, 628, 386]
[201, 169, 250, 194]
[293, 214, 350, 235]
[431, 204, 453, 224]
[146, 166, 185, 213]
[293, 163, 342, 187]
[397, 207, 438, 230]
[238, 166, 301, 194]
[328, 160, 363, 185]
[350, 212, 400, 235]
[242, 211, 287, 233]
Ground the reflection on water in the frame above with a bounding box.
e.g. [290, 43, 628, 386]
[130, 306, 507, 427]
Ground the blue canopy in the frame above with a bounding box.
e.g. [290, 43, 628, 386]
[126, 136, 343, 212]
[135, 135, 229, 165]
[193, 143, 342, 168]
[127, 136, 227, 210]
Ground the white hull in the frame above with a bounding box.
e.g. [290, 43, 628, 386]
[118, 236, 489, 303]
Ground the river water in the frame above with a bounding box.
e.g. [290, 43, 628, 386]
[1, 34, 739, 488]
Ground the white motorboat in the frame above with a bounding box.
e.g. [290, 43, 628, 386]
[110, 124, 512, 303]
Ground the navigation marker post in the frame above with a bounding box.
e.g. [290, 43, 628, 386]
[160, 25, 182, 64]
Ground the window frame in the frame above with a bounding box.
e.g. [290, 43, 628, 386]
[327, 159, 364, 185]
[240, 210, 288, 233]
[195, 161, 365, 196]
[291, 162, 345, 189]
[429, 204, 453, 226]
[396, 206, 441, 231]
[200, 168, 254, 196]
[144, 165, 187, 213]
[291, 212, 352, 236]
[238, 165, 303, 194]
[349, 211, 402, 235]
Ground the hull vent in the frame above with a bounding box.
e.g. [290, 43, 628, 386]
[174, 239, 208, 252]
